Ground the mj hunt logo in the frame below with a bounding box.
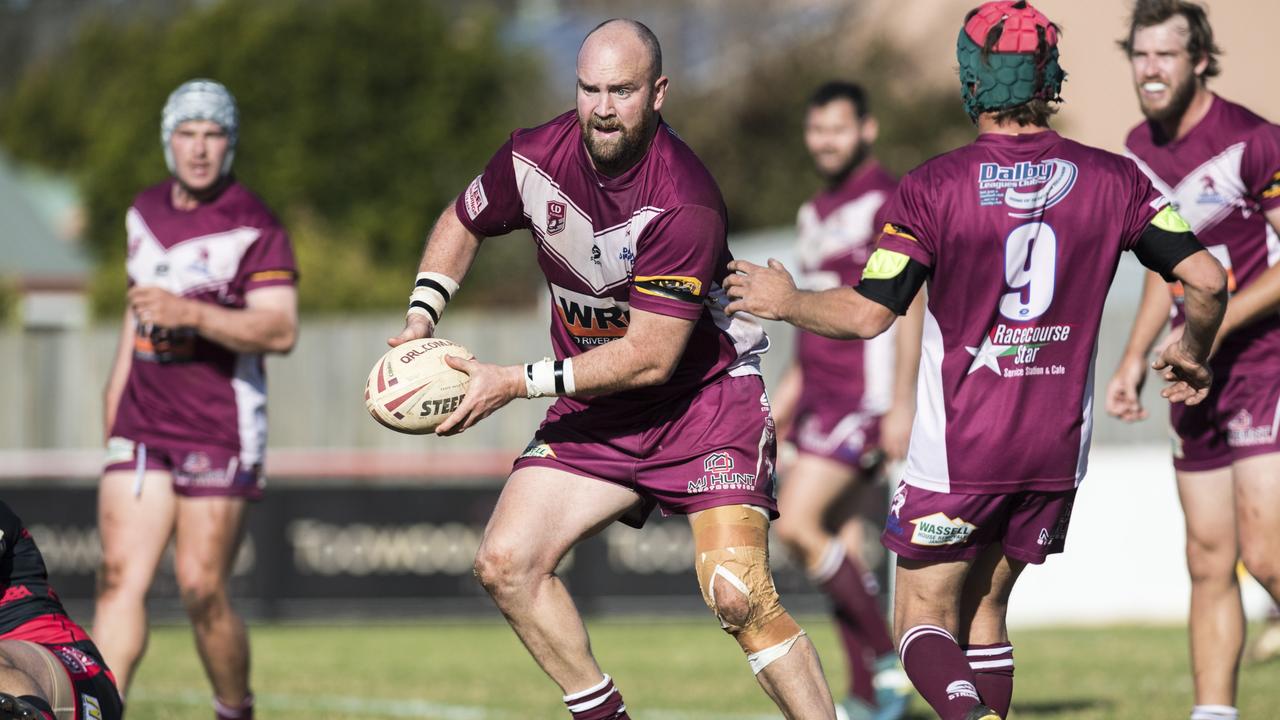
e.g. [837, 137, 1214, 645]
[978, 159, 1078, 217]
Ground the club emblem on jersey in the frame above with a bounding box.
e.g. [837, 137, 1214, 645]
[546, 201, 567, 235]
[1197, 175, 1226, 206]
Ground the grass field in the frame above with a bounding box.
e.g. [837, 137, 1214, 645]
[123, 618, 1280, 719]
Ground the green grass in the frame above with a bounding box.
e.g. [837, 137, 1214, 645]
[123, 618, 1280, 719]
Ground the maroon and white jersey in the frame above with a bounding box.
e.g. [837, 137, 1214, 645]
[877, 132, 1166, 494]
[1126, 95, 1280, 373]
[795, 162, 898, 415]
[456, 111, 767, 418]
[111, 179, 297, 462]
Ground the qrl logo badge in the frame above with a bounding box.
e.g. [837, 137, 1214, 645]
[546, 201, 567, 235]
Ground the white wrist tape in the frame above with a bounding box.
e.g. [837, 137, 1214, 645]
[407, 272, 460, 324]
[524, 357, 575, 398]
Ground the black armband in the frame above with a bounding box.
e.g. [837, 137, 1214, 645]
[853, 250, 931, 316]
[1132, 215, 1206, 282]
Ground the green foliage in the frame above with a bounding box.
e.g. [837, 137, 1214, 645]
[668, 39, 975, 233]
[0, 0, 545, 316]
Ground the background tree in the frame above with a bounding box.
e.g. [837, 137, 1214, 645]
[0, 0, 547, 315]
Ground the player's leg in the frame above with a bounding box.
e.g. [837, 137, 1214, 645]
[1177, 466, 1243, 710]
[893, 557, 1000, 720]
[92, 469, 177, 693]
[1234, 453, 1280, 604]
[0, 641, 76, 720]
[173, 496, 252, 719]
[688, 504, 835, 719]
[776, 454, 892, 714]
[473, 465, 640, 715]
[956, 544, 1025, 718]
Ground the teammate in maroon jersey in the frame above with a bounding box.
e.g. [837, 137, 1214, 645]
[769, 81, 917, 720]
[725, 3, 1227, 719]
[0, 501, 123, 720]
[94, 80, 298, 720]
[388, 19, 835, 719]
[1104, 3, 1280, 718]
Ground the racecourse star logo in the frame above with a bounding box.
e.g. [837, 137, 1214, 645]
[965, 335, 1011, 375]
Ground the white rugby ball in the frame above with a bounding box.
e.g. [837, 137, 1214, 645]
[364, 338, 472, 434]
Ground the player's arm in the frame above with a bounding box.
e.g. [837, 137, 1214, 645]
[435, 308, 696, 436]
[769, 365, 802, 442]
[127, 284, 298, 354]
[1104, 269, 1172, 422]
[723, 247, 926, 339]
[103, 308, 136, 442]
[388, 205, 482, 346]
[1129, 209, 1228, 405]
[1208, 206, 1280, 344]
[881, 291, 924, 461]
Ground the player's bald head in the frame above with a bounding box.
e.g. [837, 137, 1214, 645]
[579, 18, 663, 85]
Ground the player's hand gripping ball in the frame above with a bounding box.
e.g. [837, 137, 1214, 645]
[365, 338, 473, 434]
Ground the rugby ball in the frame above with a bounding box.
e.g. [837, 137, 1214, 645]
[364, 338, 472, 434]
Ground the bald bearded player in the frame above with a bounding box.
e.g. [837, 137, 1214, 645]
[388, 18, 836, 720]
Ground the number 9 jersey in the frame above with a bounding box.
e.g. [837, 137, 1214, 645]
[870, 130, 1190, 495]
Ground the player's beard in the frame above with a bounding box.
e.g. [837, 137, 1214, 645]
[580, 112, 656, 177]
[817, 141, 870, 186]
[1138, 71, 1197, 128]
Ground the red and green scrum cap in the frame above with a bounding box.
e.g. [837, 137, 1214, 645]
[957, 0, 1066, 120]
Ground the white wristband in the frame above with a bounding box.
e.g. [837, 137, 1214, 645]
[407, 272, 460, 324]
[524, 358, 575, 398]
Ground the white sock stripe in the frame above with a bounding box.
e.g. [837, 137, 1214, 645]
[964, 645, 1013, 657]
[968, 658, 1015, 670]
[1190, 705, 1239, 720]
[563, 674, 612, 702]
[567, 688, 616, 713]
[899, 625, 955, 660]
[810, 540, 846, 584]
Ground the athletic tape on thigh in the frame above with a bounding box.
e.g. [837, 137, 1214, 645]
[692, 505, 802, 654]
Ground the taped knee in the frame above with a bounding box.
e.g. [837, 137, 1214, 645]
[693, 505, 805, 672]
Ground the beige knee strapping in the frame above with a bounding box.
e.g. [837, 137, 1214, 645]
[692, 505, 804, 668]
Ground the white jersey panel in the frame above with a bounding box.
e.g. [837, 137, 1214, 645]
[903, 306, 950, 492]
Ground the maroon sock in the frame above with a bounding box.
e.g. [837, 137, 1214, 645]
[563, 674, 629, 719]
[834, 608, 875, 704]
[213, 694, 254, 720]
[965, 643, 1014, 717]
[813, 541, 894, 657]
[899, 625, 983, 720]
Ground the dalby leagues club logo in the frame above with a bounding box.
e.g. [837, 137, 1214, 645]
[546, 200, 567, 235]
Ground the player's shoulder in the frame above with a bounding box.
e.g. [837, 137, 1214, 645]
[219, 181, 285, 230]
[130, 179, 174, 213]
[866, 161, 899, 193]
[647, 122, 725, 214]
[509, 110, 579, 165]
[1215, 95, 1274, 134]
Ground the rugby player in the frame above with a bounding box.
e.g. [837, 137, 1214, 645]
[94, 80, 298, 720]
[388, 18, 836, 719]
[0, 501, 123, 720]
[1104, 2, 1280, 718]
[769, 80, 918, 720]
[723, 2, 1228, 718]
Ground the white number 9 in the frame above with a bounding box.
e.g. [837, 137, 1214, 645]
[999, 222, 1056, 321]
